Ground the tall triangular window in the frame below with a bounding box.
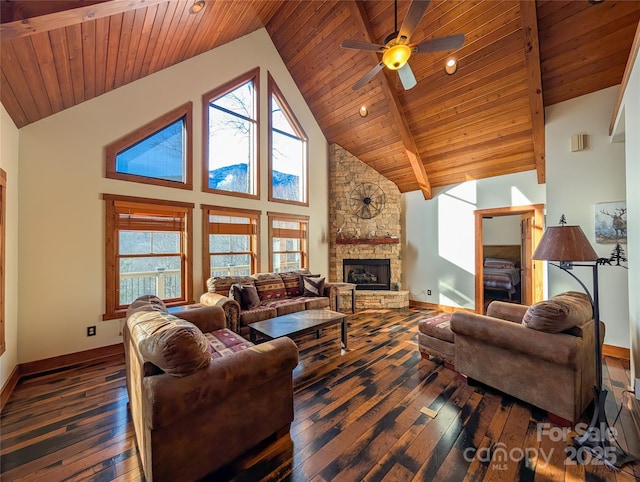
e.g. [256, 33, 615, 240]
[269, 74, 308, 205]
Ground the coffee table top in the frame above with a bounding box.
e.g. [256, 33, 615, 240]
[249, 309, 346, 340]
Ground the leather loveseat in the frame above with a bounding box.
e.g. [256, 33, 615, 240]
[123, 295, 299, 481]
[200, 269, 338, 337]
[450, 291, 603, 423]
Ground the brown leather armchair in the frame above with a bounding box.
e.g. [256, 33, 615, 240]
[123, 296, 298, 481]
[450, 293, 603, 423]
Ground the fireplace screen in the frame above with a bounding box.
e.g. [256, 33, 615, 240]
[343, 259, 390, 290]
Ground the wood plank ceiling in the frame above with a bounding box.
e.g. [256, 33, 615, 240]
[2, 0, 639, 197]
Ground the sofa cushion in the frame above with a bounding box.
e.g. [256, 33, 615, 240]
[280, 271, 304, 298]
[254, 273, 287, 302]
[418, 313, 454, 343]
[298, 296, 331, 310]
[262, 298, 305, 316]
[127, 310, 211, 377]
[240, 306, 278, 326]
[204, 328, 253, 358]
[522, 291, 592, 333]
[302, 276, 325, 297]
[207, 275, 255, 295]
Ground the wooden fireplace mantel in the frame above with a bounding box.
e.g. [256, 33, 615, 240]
[336, 237, 399, 245]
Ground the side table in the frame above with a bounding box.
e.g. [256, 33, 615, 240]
[332, 282, 357, 313]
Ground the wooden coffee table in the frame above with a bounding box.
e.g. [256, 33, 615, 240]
[249, 309, 348, 348]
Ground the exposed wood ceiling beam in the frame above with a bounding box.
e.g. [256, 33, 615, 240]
[348, 0, 432, 199]
[0, 0, 168, 41]
[519, 0, 545, 184]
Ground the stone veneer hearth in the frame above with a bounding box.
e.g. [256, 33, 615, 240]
[329, 144, 407, 309]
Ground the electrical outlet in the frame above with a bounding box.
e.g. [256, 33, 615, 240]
[87, 326, 96, 337]
[427, 290, 432, 296]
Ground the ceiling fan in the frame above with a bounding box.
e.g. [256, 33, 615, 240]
[341, 0, 465, 91]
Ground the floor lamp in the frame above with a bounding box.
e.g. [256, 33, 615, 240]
[532, 219, 636, 469]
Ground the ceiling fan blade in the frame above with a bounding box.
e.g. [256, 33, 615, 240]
[398, 0, 432, 42]
[352, 62, 385, 91]
[341, 39, 385, 52]
[414, 34, 465, 53]
[398, 63, 417, 90]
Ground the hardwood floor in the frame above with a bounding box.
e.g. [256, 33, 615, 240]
[1, 308, 639, 481]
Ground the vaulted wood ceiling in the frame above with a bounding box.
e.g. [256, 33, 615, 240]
[2, 0, 639, 198]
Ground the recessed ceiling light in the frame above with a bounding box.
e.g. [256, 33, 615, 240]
[359, 106, 368, 117]
[189, 0, 205, 14]
[445, 58, 458, 75]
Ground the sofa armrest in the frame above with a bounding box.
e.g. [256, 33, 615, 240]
[323, 282, 338, 311]
[199, 292, 241, 333]
[450, 311, 581, 367]
[486, 301, 529, 323]
[173, 305, 226, 333]
[142, 337, 299, 429]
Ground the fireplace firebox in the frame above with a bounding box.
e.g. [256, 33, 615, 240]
[343, 259, 391, 290]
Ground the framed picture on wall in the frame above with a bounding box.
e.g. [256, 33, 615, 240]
[595, 201, 626, 244]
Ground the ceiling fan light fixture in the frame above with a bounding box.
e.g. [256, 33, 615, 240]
[445, 58, 458, 75]
[382, 44, 412, 70]
[359, 106, 369, 117]
[189, 0, 205, 14]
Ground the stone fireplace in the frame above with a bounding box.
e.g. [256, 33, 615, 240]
[329, 144, 408, 309]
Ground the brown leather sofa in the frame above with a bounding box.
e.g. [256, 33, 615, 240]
[123, 295, 299, 482]
[200, 270, 337, 337]
[450, 292, 603, 423]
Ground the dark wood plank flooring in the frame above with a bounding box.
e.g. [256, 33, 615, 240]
[1, 308, 639, 481]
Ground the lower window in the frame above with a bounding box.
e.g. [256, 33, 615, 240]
[103, 194, 194, 319]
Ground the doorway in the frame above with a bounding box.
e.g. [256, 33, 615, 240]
[474, 204, 544, 313]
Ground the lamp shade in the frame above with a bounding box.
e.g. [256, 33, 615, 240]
[532, 225, 598, 262]
[382, 44, 411, 70]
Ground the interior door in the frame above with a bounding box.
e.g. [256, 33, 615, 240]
[520, 212, 533, 305]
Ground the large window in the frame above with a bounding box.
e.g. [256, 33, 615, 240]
[202, 206, 260, 288]
[103, 195, 193, 319]
[268, 212, 308, 273]
[106, 103, 193, 189]
[203, 68, 259, 198]
[0, 169, 5, 355]
[268, 74, 308, 205]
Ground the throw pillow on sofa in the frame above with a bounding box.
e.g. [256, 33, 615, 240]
[229, 283, 261, 310]
[127, 310, 211, 377]
[254, 273, 288, 302]
[522, 291, 592, 333]
[302, 276, 325, 297]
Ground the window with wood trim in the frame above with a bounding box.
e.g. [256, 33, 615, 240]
[0, 169, 6, 355]
[106, 103, 193, 189]
[202, 206, 260, 287]
[103, 195, 194, 320]
[268, 74, 308, 205]
[203, 68, 259, 198]
[268, 212, 309, 273]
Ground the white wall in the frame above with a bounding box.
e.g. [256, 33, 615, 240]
[15, 29, 328, 363]
[546, 86, 629, 348]
[613, 45, 639, 382]
[482, 215, 521, 246]
[0, 105, 19, 391]
[403, 171, 545, 309]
